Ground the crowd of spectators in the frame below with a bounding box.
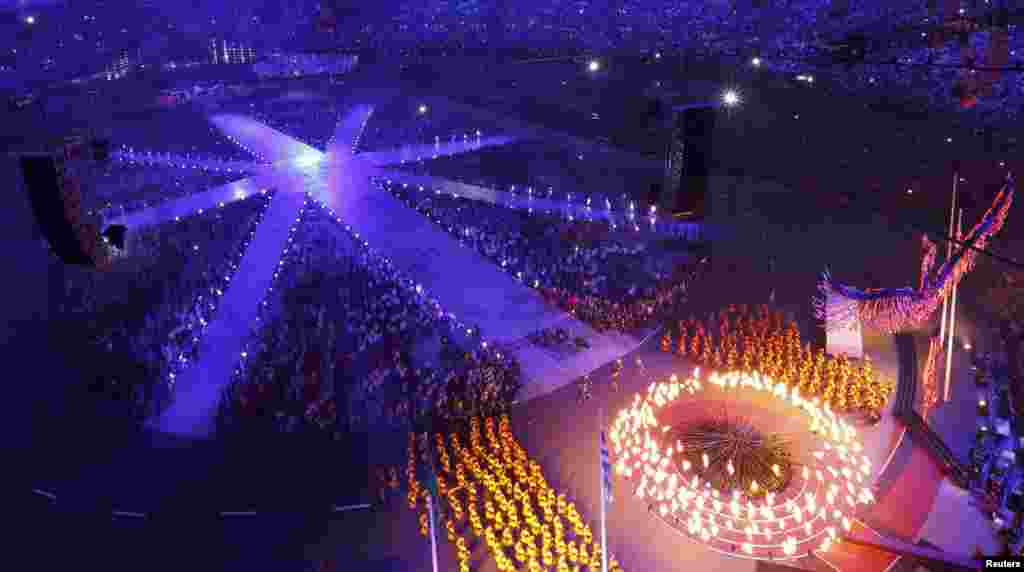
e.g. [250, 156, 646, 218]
[40, 83, 703, 436]
[53, 193, 273, 423]
[375, 124, 656, 217]
[379, 0, 1016, 122]
[381, 0, 1014, 124]
[111, 107, 256, 162]
[56, 89, 709, 434]
[80, 160, 242, 218]
[247, 105, 343, 151]
[766, 45, 1022, 124]
[1000, 319, 1024, 419]
[404, 140, 626, 203]
[356, 100, 496, 153]
[253, 53, 358, 80]
[758, 4, 1021, 123]
[216, 204, 521, 438]
[379, 179, 697, 331]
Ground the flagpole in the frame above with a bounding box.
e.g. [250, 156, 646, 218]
[427, 493, 439, 572]
[939, 170, 958, 350]
[423, 438, 440, 572]
[600, 408, 609, 572]
[943, 208, 963, 402]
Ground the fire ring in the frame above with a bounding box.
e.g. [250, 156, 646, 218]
[608, 369, 876, 561]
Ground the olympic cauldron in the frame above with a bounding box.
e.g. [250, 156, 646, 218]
[608, 369, 876, 561]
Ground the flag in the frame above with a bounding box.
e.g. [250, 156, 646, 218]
[600, 430, 613, 504]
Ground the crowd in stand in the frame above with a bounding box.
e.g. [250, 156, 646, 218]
[964, 344, 1024, 556]
[758, 3, 1020, 122]
[252, 53, 358, 80]
[381, 179, 698, 332]
[766, 43, 1021, 124]
[54, 193, 272, 422]
[370, 0, 1018, 123]
[216, 205, 521, 438]
[371, 0, 1021, 125]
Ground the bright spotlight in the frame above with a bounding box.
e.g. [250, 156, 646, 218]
[294, 152, 322, 168]
[751, 57, 761, 67]
[418, 104, 428, 114]
[588, 59, 600, 72]
[722, 89, 741, 107]
[25, 15, 35, 24]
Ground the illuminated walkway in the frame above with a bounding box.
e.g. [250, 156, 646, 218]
[384, 171, 705, 240]
[358, 135, 517, 167]
[113, 151, 261, 174]
[318, 109, 644, 399]
[142, 120, 339, 436]
[320, 156, 642, 402]
[153, 190, 305, 436]
[104, 178, 268, 229]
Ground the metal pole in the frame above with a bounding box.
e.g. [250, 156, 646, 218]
[600, 408, 609, 572]
[425, 446, 440, 572]
[427, 493, 439, 572]
[943, 208, 963, 403]
[938, 171, 958, 345]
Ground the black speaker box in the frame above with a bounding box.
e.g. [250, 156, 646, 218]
[671, 107, 717, 217]
[92, 138, 111, 162]
[19, 156, 93, 265]
[102, 224, 127, 250]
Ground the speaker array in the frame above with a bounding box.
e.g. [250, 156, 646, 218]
[20, 146, 115, 269]
[663, 107, 716, 218]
